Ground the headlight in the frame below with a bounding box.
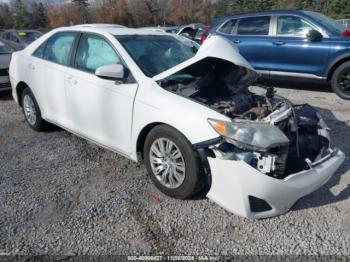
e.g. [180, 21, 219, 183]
[208, 118, 289, 151]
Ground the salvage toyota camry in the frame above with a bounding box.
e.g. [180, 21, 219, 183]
[9, 26, 345, 218]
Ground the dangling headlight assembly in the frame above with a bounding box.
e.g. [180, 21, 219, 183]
[208, 118, 289, 152]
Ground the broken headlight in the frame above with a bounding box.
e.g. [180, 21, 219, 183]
[208, 118, 289, 152]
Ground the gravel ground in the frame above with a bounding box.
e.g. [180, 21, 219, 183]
[0, 85, 350, 256]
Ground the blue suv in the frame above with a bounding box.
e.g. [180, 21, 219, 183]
[205, 10, 350, 99]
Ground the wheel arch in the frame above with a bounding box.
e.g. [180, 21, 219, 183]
[16, 81, 30, 107]
[136, 122, 164, 162]
[327, 55, 350, 81]
[136, 122, 196, 162]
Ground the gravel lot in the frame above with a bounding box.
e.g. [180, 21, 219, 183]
[0, 84, 350, 256]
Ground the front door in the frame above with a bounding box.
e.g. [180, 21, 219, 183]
[65, 33, 138, 155]
[269, 15, 330, 78]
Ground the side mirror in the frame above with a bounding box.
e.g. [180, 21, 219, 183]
[307, 29, 323, 42]
[95, 64, 126, 81]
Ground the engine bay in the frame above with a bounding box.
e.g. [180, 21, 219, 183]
[159, 58, 330, 179]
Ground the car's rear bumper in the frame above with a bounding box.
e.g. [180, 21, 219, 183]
[206, 148, 345, 219]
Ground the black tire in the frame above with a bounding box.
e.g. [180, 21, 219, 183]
[143, 124, 204, 199]
[21, 88, 49, 131]
[331, 61, 350, 100]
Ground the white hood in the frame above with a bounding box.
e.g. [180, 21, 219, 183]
[152, 35, 257, 81]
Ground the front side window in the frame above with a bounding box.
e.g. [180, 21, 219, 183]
[43, 32, 76, 65]
[237, 16, 270, 35]
[277, 16, 316, 36]
[74, 34, 121, 73]
[116, 35, 198, 77]
[218, 19, 237, 34]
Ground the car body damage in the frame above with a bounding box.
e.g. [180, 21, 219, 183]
[154, 36, 345, 218]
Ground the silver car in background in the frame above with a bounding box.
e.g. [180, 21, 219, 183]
[0, 40, 13, 92]
[1, 30, 42, 50]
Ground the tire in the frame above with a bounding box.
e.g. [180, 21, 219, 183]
[21, 88, 49, 131]
[331, 61, 350, 100]
[143, 125, 204, 199]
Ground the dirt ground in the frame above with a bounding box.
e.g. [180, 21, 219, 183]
[0, 84, 349, 256]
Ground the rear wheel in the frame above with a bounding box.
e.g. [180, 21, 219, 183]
[21, 88, 49, 131]
[331, 61, 350, 100]
[143, 125, 204, 199]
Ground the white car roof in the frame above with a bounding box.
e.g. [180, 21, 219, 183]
[56, 25, 170, 36]
[72, 24, 126, 28]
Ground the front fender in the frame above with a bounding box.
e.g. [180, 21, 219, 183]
[130, 81, 228, 161]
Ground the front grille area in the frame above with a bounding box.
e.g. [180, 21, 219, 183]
[249, 196, 272, 213]
[0, 68, 9, 77]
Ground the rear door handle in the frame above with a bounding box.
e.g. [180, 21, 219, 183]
[28, 63, 35, 70]
[66, 76, 77, 85]
[273, 41, 286, 46]
[233, 39, 241, 44]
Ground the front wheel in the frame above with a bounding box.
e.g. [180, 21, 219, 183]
[143, 125, 204, 199]
[331, 61, 350, 100]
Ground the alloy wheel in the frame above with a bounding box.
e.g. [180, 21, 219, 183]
[23, 94, 37, 126]
[149, 138, 186, 189]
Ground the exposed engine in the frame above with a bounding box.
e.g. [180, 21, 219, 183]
[159, 58, 330, 179]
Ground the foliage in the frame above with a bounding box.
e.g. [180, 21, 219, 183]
[0, 0, 349, 29]
[72, 0, 89, 24]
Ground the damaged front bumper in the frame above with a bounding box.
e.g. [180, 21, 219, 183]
[206, 148, 345, 219]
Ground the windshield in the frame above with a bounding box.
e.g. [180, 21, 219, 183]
[0, 41, 13, 54]
[116, 35, 199, 77]
[18, 31, 42, 43]
[305, 11, 346, 36]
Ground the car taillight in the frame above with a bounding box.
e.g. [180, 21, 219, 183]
[342, 29, 350, 37]
[200, 26, 211, 44]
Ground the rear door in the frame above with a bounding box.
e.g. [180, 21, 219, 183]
[29, 32, 77, 125]
[268, 15, 330, 78]
[221, 16, 273, 74]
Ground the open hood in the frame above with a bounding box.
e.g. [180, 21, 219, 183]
[152, 35, 258, 82]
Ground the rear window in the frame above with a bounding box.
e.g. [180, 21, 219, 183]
[237, 16, 270, 35]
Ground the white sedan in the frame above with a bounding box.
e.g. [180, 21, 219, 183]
[9, 26, 345, 219]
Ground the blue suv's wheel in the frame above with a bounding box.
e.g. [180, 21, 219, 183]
[331, 61, 350, 100]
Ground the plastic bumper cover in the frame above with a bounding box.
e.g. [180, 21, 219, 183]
[206, 148, 345, 219]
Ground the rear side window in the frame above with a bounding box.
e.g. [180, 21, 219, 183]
[33, 42, 46, 58]
[218, 19, 237, 34]
[237, 16, 270, 35]
[277, 16, 316, 36]
[43, 32, 76, 65]
[74, 34, 121, 73]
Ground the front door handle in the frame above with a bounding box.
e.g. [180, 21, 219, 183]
[273, 41, 286, 46]
[233, 39, 241, 44]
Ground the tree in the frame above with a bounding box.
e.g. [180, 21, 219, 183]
[29, 2, 48, 29]
[72, 0, 89, 24]
[46, 3, 76, 28]
[11, 0, 29, 29]
[0, 3, 13, 28]
[94, 0, 132, 26]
